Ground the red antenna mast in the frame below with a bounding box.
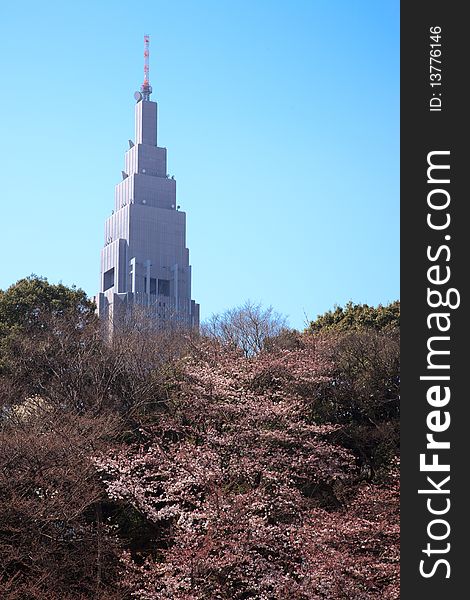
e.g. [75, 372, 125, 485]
[141, 34, 152, 100]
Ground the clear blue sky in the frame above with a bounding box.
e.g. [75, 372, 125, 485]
[0, 1, 399, 329]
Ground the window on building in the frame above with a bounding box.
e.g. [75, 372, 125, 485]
[144, 277, 157, 294]
[103, 268, 115, 291]
[158, 279, 170, 297]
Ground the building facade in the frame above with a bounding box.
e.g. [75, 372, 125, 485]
[96, 64, 199, 329]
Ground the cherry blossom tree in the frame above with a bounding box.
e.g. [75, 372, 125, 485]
[96, 338, 399, 599]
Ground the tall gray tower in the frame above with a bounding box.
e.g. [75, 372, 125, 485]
[96, 36, 199, 329]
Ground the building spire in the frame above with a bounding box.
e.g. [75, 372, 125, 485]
[140, 34, 152, 100]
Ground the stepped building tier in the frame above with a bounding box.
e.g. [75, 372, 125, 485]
[96, 53, 199, 329]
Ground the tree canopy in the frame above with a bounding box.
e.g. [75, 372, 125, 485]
[0, 281, 399, 599]
[0, 275, 95, 335]
[203, 300, 288, 356]
[307, 300, 400, 333]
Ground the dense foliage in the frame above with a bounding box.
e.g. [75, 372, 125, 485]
[0, 279, 399, 599]
[308, 300, 400, 333]
[0, 275, 95, 333]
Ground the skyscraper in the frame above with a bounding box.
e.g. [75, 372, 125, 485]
[96, 36, 199, 329]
